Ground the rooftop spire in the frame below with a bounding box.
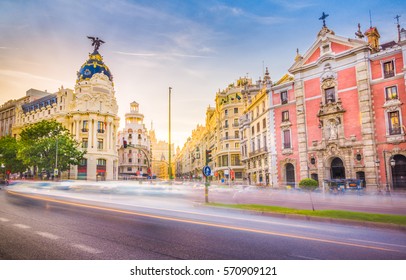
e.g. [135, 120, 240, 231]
[395, 15, 401, 42]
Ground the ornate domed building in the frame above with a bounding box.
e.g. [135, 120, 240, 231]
[13, 37, 120, 180]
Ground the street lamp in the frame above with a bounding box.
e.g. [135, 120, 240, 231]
[168, 86, 172, 180]
[390, 157, 396, 191]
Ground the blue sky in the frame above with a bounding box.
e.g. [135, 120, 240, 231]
[0, 0, 404, 148]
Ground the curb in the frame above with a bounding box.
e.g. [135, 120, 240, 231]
[201, 204, 406, 232]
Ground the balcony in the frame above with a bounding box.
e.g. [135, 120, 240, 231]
[389, 127, 402, 135]
[81, 128, 88, 132]
[248, 147, 268, 157]
[384, 70, 395, 79]
[97, 129, 105, 133]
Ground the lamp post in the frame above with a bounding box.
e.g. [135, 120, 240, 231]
[168, 87, 172, 180]
[390, 157, 396, 190]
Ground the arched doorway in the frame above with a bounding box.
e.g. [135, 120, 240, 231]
[285, 163, 295, 187]
[392, 155, 406, 189]
[331, 157, 345, 179]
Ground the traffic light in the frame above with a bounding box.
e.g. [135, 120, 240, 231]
[205, 149, 212, 165]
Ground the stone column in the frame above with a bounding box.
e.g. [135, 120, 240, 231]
[355, 52, 378, 190]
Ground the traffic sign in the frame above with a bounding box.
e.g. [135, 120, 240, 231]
[202, 165, 211, 177]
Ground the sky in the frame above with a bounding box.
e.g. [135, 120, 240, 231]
[0, 0, 404, 148]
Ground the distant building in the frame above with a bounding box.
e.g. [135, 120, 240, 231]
[0, 89, 48, 138]
[118, 102, 151, 179]
[149, 129, 174, 179]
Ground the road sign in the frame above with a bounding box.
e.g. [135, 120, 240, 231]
[202, 165, 211, 177]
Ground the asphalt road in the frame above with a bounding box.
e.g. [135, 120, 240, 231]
[1, 185, 405, 260]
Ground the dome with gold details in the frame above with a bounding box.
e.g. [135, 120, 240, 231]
[77, 50, 113, 82]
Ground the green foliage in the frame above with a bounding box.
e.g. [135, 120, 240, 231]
[17, 120, 85, 173]
[299, 178, 319, 191]
[0, 136, 28, 174]
[208, 203, 406, 226]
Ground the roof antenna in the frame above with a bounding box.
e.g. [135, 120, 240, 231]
[395, 15, 401, 42]
[369, 10, 373, 28]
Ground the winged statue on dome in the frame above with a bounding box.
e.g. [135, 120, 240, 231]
[87, 36, 105, 52]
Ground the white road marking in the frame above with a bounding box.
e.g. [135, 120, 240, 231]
[348, 238, 406, 248]
[288, 254, 320, 260]
[72, 244, 102, 254]
[13, 224, 31, 229]
[35, 231, 60, 240]
[0, 217, 10, 222]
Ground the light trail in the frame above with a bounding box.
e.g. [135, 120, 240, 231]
[7, 189, 400, 253]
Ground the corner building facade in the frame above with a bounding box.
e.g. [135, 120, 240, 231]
[13, 48, 120, 180]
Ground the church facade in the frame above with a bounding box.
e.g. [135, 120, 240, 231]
[285, 19, 406, 191]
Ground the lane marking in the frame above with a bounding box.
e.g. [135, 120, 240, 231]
[35, 231, 60, 240]
[13, 223, 31, 229]
[7, 190, 401, 253]
[0, 217, 10, 222]
[73, 244, 102, 254]
[349, 238, 406, 248]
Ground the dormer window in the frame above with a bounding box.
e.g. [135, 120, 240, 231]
[383, 60, 395, 78]
[322, 44, 330, 53]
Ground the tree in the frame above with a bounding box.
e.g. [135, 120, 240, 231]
[299, 178, 319, 211]
[18, 120, 85, 177]
[0, 136, 28, 176]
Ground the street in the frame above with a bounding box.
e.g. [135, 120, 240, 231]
[0, 181, 405, 260]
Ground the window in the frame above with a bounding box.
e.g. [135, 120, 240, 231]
[138, 134, 141, 139]
[224, 109, 228, 116]
[97, 121, 105, 133]
[263, 135, 267, 148]
[383, 61, 395, 78]
[251, 126, 255, 134]
[225, 132, 229, 139]
[97, 139, 104, 150]
[257, 137, 261, 149]
[234, 108, 238, 114]
[129, 158, 132, 163]
[233, 118, 239, 127]
[263, 118, 266, 128]
[262, 101, 265, 112]
[388, 111, 401, 135]
[82, 120, 88, 132]
[385, 86, 398, 100]
[97, 159, 106, 166]
[281, 91, 288, 104]
[234, 130, 239, 139]
[127, 167, 132, 172]
[224, 120, 228, 128]
[283, 130, 291, 149]
[128, 134, 132, 139]
[82, 138, 88, 148]
[325, 87, 336, 103]
[235, 143, 240, 148]
[282, 111, 289, 122]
